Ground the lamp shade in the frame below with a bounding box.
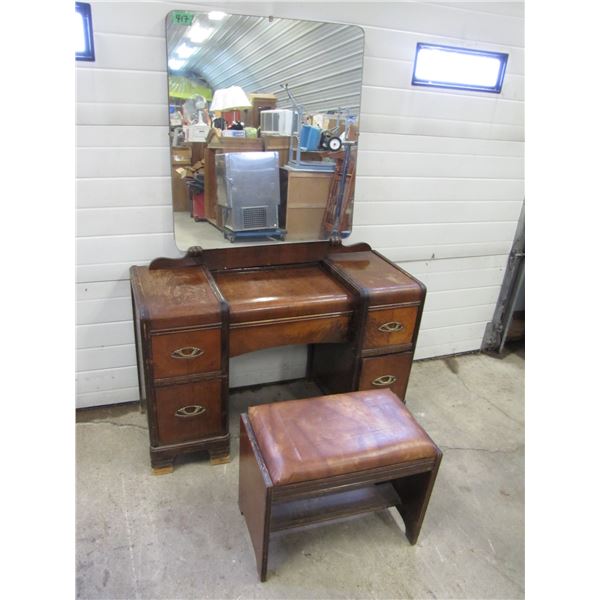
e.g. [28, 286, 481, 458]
[209, 86, 252, 111]
[209, 88, 227, 112]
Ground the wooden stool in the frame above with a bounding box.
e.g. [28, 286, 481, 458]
[238, 389, 443, 581]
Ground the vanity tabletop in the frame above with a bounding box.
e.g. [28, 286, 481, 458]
[328, 251, 424, 305]
[132, 246, 425, 331]
[212, 264, 353, 324]
[130, 266, 222, 330]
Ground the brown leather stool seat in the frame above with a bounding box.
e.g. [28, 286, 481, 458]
[238, 389, 442, 581]
[249, 389, 438, 485]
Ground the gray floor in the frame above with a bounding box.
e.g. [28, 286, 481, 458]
[173, 212, 287, 251]
[76, 348, 524, 599]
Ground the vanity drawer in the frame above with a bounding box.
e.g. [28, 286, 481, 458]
[155, 379, 224, 445]
[358, 352, 414, 401]
[229, 314, 351, 357]
[364, 306, 418, 350]
[151, 328, 221, 379]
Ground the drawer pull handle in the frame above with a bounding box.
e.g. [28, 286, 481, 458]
[378, 321, 404, 333]
[175, 405, 206, 418]
[372, 375, 397, 386]
[171, 347, 204, 359]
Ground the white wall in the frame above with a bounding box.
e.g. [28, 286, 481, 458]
[76, 1, 524, 408]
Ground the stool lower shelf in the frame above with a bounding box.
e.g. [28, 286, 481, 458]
[270, 482, 400, 532]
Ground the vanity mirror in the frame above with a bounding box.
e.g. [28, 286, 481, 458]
[166, 10, 364, 249]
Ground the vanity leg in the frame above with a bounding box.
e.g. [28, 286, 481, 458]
[150, 448, 175, 475]
[209, 448, 231, 465]
[152, 464, 174, 476]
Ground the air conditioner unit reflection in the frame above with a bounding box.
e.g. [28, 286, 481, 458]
[216, 151, 282, 240]
[260, 109, 298, 136]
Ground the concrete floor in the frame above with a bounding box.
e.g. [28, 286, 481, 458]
[173, 212, 290, 251]
[76, 347, 524, 599]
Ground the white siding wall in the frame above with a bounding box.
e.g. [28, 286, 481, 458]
[76, 1, 524, 408]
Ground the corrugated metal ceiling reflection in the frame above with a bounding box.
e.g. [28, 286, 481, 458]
[167, 12, 364, 114]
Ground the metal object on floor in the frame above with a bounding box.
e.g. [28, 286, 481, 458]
[322, 140, 357, 240]
[482, 204, 525, 354]
[216, 151, 286, 242]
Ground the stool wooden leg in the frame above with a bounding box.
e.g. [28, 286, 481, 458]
[394, 451, 443, 544]
[239, 415, 273, 582]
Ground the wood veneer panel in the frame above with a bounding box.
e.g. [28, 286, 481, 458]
[229, 314, 352, 357]
[213, 265, 353, 323]
[329, 251, 424, 305]
[131, 266, 221, 329]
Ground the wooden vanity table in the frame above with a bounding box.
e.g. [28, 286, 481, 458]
[130, 242, 426, 473]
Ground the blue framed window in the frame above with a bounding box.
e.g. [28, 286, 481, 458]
[76, 2, 95, 61]
[412, 43, 508, 94]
